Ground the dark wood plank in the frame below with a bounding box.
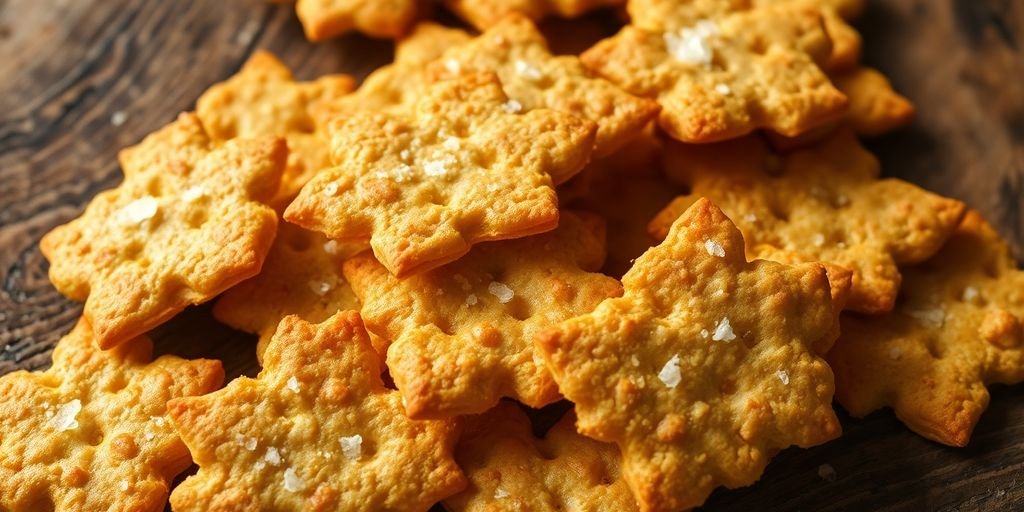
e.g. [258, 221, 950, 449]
[0, 0, 1022, 510]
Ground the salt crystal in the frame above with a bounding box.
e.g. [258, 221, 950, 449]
[265, 447, 282, 466]
[664, 20, 718, 66]
[182, 185, 206, 202]
[340, 435, 362, 460]
[423, 158, 454, 178]
[631, 355, 640, 367]
[254, 460, 266, 470]
[658, 355, 682, 389]
[494, 488, 510, 499]
[323, 182, 339, 196]
[51, 399, 81, 432]
[444, 59, 461, 74]
[309, 280, 332, 296]
[235, 434, 258, 451]
[150, 416, 166, 428]
[323, 240, 339, 255]
[704, 239, 725, 258]
[144, 431, 155, 441]
[812, 233, 826, 247]
[502, 99, 523, 114]
[488, 281, 514, 303]
[119, 480, 129, 492]
[962, 286, 980, 302]
[715, 83, 731, 95]
[111, 111, 127, 126]
[465, 294, 478, 306]
[283, 467, 304, 492]
[700, 328, 709, 339]
[775, 370, 790, 385]
[514, 59, 542, 81]
[286, 376, 300, 393]
[712, 317, 736, 342]
[443, 137, 461, 151]
[117, 197, 158, 225]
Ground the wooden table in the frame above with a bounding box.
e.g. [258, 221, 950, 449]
[1, 0, 1022, 510]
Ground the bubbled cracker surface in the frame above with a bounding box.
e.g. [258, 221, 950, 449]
[40, 113, 285, 348]
[343, 211, 622, 418]
[284, 73, 597, 278]
[196, 51, 355, 204]
[213, 222, 365, 361]
[444, 402, 638, 511]
[649, 131, 966, 314]
[828, 211, 1024, 447]
[582, 4, 847, 142]
[444, 0, 625, 30]
[168, 311, 466, 511]
[295, 0, 420, 40]
[427, 14, 659, 157]
[0, 322, 223, 512]
[537, 199, 840, 511]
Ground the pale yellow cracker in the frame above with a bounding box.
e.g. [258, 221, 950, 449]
[0, 321, 223, 512]
[828, 212, 1024, 447]
[537, 198, 840, 511]
[40, 113, 285, 348]
[168, 311, 466, 511]
[343, 211, 622, 418]
[285, 73, 597, 278]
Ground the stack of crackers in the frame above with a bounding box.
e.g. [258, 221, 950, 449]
[3, 1, 1023, 511]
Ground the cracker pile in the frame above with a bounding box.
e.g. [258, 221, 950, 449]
[5, 1, 1023, 511]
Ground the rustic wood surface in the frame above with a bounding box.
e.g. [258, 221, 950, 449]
[1, 0, 1022, 510]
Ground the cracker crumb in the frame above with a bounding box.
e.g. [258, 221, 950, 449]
[340, 434, 362, 460]
[265, 447, 282, 466]
[182, 185, 206, 202]
[658, 355, 682, 389]
[488, 281, 514, 303]
[494, 488, 510, 499]
[502, 99, 523, 114]
[704, 239, 725, 257]
[514, 59, 542, 81]
[664, 20, 718, 66]
[286, 376, 300, 393]
[235, 433, 258, 451]
[376, 164, 414, 183]
[712, 317, 736, 341]
[465, 293, 478, 306]
[818, 463, 837, 482]
[962, 286, 980, 302]
[889, 347, 902, 360]
[812, 233, 826, 247]
[323, 182, 339, 196]
[424, 158, 455, 178]
[50, 399, 81, 432]
[907, 308, 945, 328]
[283, 467, 304, 492]
[117, 197, 159, 225]
[715, 83, 731, 95]
[775, 370, 790, 385]
[631, 355, 640, 367]
[110, 111, 127, 127]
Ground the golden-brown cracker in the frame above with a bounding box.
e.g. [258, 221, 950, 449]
[343, 211, 622, 418]
[213, 222, 365, 361]
[168, 311, 466, 511]
[536, 198, 840, 511]
[583, 4, 846, 143]
[285, 72, 597, 278]
[40, 113, 285, 348]
[196, 51, 355, 204]
[443, 401, 638, 511]
[649, 131, 966, 314]
[295, 0, 421, 41]
[445, 0, 625, 30]
[427, 14, 659, 157]
[311, 22, 472, 128]
[828, 212, 1024, 447]
[0, 321, 223, 512]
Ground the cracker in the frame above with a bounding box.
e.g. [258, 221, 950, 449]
[295, 0, 421, 41]
[536, 198, 841, 511]
[285, 72, 597, 278]
[343, 211, 622, 418]
[168, 311, 466, 511]
[427, 14, 659, 157]
[40, 113, 285, 348]
[648, 131, 966, 314]
[443, 0, 625, 31]
[0, 321, 223, 512]
[443, 401, 638, 511]
[310, 22, 472, 127]
[828, 211, 1024, 447]
[196, 50, 355, 204]
[212, 222, 366, 361]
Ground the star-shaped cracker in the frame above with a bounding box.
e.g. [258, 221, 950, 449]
[168, 311, 466, 511]
[443, 401, 638, 511]
[41, 113, 285, 348]
[648, 131, 966, 314]
[0, 321, 223, 512]
[294, 0, 421, 41]
[426, 14, 659, 157]
[310, 22, 472, 127]
[343, 211, 622, 418]
[828, 211, 1024, 447]
[196, 50, 355, 203]
[582, 4, 847, 142]
[285, 72, 597, 277]
[444, 0, 625, 31]
[213, 222, 365, 361]
[536, 198, 841, 511]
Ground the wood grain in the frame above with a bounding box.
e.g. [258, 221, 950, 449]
[0, 0, 1021, 510]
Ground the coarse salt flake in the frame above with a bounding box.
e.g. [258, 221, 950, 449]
[443, 137, 461, 151]
[712, 317, 736, 342]
[704, 239, 725, 257]
[631, 355, 640, 367]
[812, 233, 826, 247]
[444, 59, 461, 74]
[286, 376, 300, 393]
[494, 488, 510, 499]
[775, 370, 790, 385]
[423, 158, 454, 178]
[182, 185, 206, 202]
[283, 467, 304, 492]
[265, 447, 282, 466]
[323, 240, 339, 255]
[715, 83, 731, 95]
[700, 328, 709, 339]
[119, 480, 129, 492]
[235, 434, 258, 451]
[150, 416, 166, 428]
[340, 435, 362, 460]
[502, 99, 523, 114]
[488, 281, 514, 303]
[323, 182, 339, 196]
[514, 59, 542, 80]
[309, 280, 332, 296]
[117, 197, 159, 225]
[144, 431, 155, 441]
[50, 399, 82, 432]
[658, 355, 682, 389]
[962, 286, 980, 302]
[664, 20, 718, 66]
